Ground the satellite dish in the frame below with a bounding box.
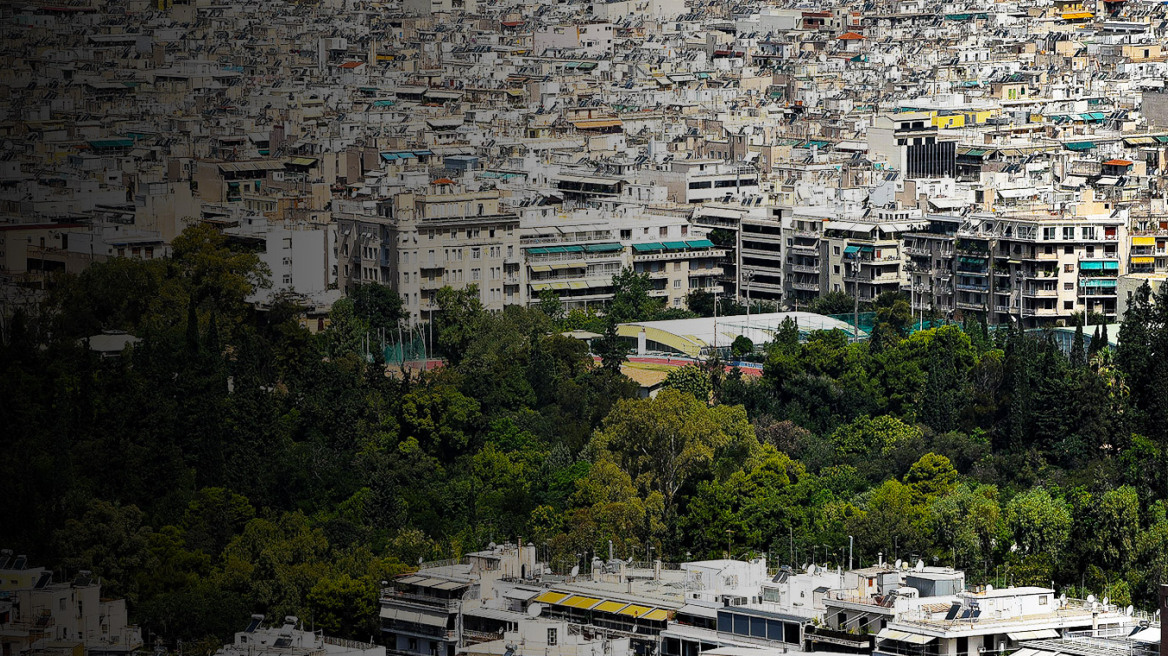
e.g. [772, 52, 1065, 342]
[1103, 597, 1109, 606]
[1060, 593, 1067, 603]
[986, 584, 994, 593]
[528, 603, 543, 618]
[1126, 605, 1134, 616]
[1087, 595, 1096, 604]
[806, 564, 815, 574]
[915, 560, 925, 572]
[626, 557, 634, 564]
[894, 559, 903, 569]
[570, 565, 580, 578]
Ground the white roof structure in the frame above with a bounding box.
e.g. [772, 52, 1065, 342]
[618, 312, 861, 358]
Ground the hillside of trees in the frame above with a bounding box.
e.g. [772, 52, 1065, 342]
[2, 226, 1167, 651]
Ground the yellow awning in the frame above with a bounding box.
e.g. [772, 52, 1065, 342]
[1061, 11, 1092, 18]
[1133, 236, 1156, 246]
[534, 591, 568, 604]
[618, 604, 652, 617]
[1132, 256, 1155, 264]
[568, 281, 588, 290]
[549, 261, 584, 270]
[530, 282, 553, 291]
[560, 596, 601, 609]
[572, 119, 622, 129]
[531, 265, 552, 272]
[642, 609, 670, 622]
[594, 601, 628, 614]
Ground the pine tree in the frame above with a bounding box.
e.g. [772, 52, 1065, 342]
[1070, 323, 1085, 368]
[1089, 325, 1101, 357]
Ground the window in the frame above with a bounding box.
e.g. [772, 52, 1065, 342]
[548, 629, 558, 646]
[659, 227, 668, 237]
[472, 268, 481, 281]
[1043, 227, 1057, 240]
[1063, 227, 1075, 240]
[674, 262, 681, 272]
[834, 265, 841, 274]
[834, 246, 840, 255]
[1064, 301, 1074, 310]
[1065, 245, 1074, 254]
[673, 279, 681, 289]
[1064, 282, 1073, 290]
[472, 247, 481, 259]
[1064, 264, 1074, 273]
[1082, 226, 1095, 240]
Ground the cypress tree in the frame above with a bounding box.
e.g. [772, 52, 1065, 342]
[1070, 323, 1085, 367]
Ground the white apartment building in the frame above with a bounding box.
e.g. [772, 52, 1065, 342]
[336, 183, 522, 322]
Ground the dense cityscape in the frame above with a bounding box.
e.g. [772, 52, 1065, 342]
[2, 3, 1168, 656]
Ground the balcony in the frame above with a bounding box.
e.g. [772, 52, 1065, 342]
[955, 283, 990, 292]
[1021, 288, 1059, 298]
[789, 263, 820, 274]
[789, 280, 819, 291]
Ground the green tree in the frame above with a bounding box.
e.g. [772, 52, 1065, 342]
[538, 289, 565, 323]
[808, 291, 856, 315]
[608, 268, 662, 323]
[686, 290, 715, 317]
[664, 364, 712, 401]
[307, 573, 377, 639]
[1005, 487, 1072, 560]
[434, 285, 487, 365]
[349, 283, 406, 336]
[731, 335, 754, 358]
[53, 500, 153, 603]
[904, 453, 957, 500]
[590, 389, 760, 533]
[593, 319, 628, 373]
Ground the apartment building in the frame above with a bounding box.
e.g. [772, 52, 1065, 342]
[820, 209, 927, 303]
[0, 553, 142, 656]
[336, 183, 521, 322]
[904, 194, 1128, 326]
[693, 200, 783, 304]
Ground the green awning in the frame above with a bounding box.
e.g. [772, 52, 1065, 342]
[1080, 261, 1103, 270]
[686, 239, 716, 248]
[526, 247, 548, 255]
[945, 13, 971, 20]
[633, 242, 665, 252]
[372, 99, 395, 107]
[959, 256, 987, 264]
[289, 157, 317, 166]
[663, 241, 689, 250]
[562, 245, 584, 253]
[843, 245, 862, 255]
[1082, 279, 1117, 288]
[381, 153, 399, 161]
[1104, 260, 1119, 270]
[1065, 141, 1096, 151]
[1157, 136, 1168, 144]
[545, 246, 567, 253]
[584, 243, 623, 252]
[88, 139, 134, 149]
[859, 245, 875, 252]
